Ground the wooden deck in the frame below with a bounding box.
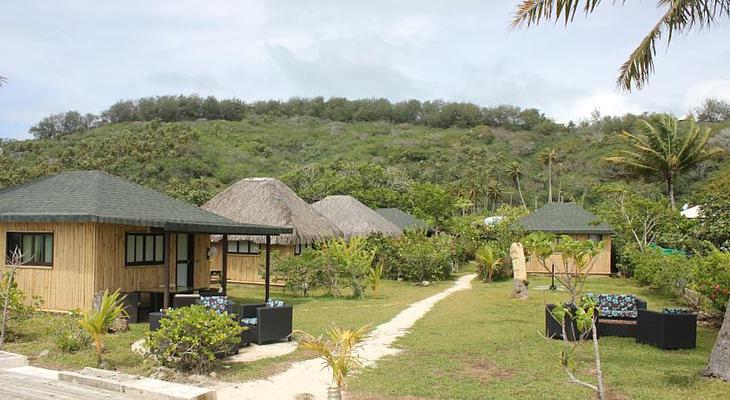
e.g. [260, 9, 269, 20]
[0, 370, 134, 400]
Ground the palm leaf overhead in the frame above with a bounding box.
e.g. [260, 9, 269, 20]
[511, 0, 730, 91]
[0, 76, 6, 87]
[605, 115, 723, 208]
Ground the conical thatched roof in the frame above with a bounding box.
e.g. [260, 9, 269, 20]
[203, 178, 342, 245]
[311, 195, 403, 239]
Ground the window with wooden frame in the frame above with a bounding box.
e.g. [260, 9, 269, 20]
[6, 232, 54, 267]
[125, 233, 165, 266]
[227, 240, 260, 255]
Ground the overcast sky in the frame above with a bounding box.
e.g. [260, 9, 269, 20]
[1, 1, 729, 139]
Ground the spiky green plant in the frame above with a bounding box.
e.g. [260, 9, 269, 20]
[296, 325, 370, 399]
[475, 245, 502, 282]
[79, 289, 127, 365]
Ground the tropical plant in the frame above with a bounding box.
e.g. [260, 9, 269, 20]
[296, 325, 370, 400]
[145, 305, 242, 372]
[605, 115, 723, 209]
[506, 161, 527, 207]
[368, 262, 384, 297]
[511, 0, 730, 91]
[475, 245, 503, 282]
[322, 237, 375, 299]
[538, 148, 559, 203]
[0, 76, 6, 87]
[485, 180, 504, 211]
[78, 289, 128, 365]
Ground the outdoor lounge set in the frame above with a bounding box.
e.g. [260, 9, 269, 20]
[546, 293, 697, 350]
[149, 293, 293, 347]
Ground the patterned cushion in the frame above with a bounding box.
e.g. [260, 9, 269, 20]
[595, 294, 638, 319]
[266, 299, 285, 308]
[663, 307, 692, 315]
[241, 317, 258, 325]
[200, 295, 229, 314]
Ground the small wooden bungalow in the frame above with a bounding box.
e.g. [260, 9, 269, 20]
[375, 208, 431, 233]
[311, 195, 402, 239]
[203, 178, 342, 285]
[519, 202, 613, 275]
[0, 171, 291, 312]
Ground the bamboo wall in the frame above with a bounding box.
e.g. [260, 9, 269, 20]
[0, 222, 96, 311]
[525, 234, 612, 275]
[2, 221, 212, 311]
[210, 241, 292, 284]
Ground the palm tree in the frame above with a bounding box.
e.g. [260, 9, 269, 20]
[511, 1, 730, 91]
[0, 77, 6, 87]
[605, 115, 722, 209]
[475, 245, 502, 282]
[485, 181, 504, 212]
[538, 148, 559, 203]
[506, 161, 527, 207]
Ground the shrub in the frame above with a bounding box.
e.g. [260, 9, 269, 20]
[145, 305, 242, 372]
[632, 250, 690, 296]
[475, 245, 503, 282]
[79, 289, 128, 365]
[323, 237, 374, 300]
[0, 271, 40, 342]
[270, 249, 325, 296]
[691, 251, 730, 313]
[397, 232, 452, 282]
[51, 313, 90, 353]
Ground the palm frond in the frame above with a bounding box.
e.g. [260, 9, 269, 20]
[618, 0, 730, 90]
[511, 0, 606, 29]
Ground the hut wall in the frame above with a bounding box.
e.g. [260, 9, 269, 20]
[94, 224, 211, 294]
[210, 241, 292, 284]
[1, 221, 97, 311]
[526, 234, 612, 275]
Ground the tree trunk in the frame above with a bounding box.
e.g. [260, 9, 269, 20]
[667, 175, 676, 210]
[516, 177, 526, 207]
[704, 299, 730, 381]
[547, 161, 553, 203]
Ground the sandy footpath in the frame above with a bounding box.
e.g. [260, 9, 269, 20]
[214, 273, 476, 400]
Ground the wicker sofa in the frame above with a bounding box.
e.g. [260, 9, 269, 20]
[594, 294, 647, 337]
[237, 303, 293, 346]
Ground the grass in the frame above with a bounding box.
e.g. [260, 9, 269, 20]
[348, 276, 729, 400]
[2, 278, 450, 381]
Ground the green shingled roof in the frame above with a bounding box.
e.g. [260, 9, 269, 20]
[0, 171, 292, 235]
[518, 202, 613, 234]
[375, 208, 430, 231]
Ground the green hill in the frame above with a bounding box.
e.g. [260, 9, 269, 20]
[1, 115, 727, 221]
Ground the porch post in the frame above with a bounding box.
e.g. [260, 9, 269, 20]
[221, 234, 228, 295]
[163, 231, 171, 310]
[265, 235, 271, 302]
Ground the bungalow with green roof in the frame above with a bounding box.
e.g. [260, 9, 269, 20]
[519, 202, 614, 275]
[375, 208, 431, 233]
[0, 171, 291, 312]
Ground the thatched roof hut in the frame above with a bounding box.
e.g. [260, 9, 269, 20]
[311, 195, 403, 239]
[203, 178, 342, 245]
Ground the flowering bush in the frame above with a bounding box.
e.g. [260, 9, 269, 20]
[691, 251, 730, 313]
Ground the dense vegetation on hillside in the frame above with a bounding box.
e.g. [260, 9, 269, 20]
[3, 97, 730, 225]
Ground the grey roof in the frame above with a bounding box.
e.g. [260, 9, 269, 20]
[0, 171, 292, 235]
[375, 208, 429, 231]
[518, 202, 613, 234]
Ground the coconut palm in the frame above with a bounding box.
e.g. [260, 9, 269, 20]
[605, 115, 722, 209]
[296, 325, 370, 400]
[506, 161, 527, 207]
[485, 181, 504, 211]
[511, 0, 730, 91]
[79, 290, 127, 365]
[538, 148, 559, 203]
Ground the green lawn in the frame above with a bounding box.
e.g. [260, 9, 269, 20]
[348, 276, 729, 400]
[3, 278, 450, 381]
